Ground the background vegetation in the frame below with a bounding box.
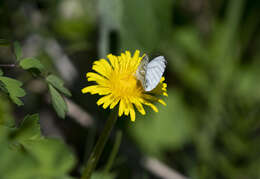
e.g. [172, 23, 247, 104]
[0, 0, 260, 178]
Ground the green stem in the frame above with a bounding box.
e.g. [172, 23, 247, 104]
[104, 130, 122, 173]
[81, 109, 118, 179]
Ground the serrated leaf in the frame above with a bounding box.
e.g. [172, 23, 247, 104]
[19, 58, 44, 74]
[14, 41, 22, 61]
[48, 84, 68, 119]
[12, 114, 41, 142]
[0, 76, 26, 106]
[0, 68, 3, 76]
[46, 74, 71, 97]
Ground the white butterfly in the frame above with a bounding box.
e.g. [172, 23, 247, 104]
[136, 55, 166, 91]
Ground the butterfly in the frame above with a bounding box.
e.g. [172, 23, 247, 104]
[136, 55, 166, 91]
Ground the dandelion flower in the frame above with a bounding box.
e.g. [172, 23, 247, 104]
[82, 50, 167, 122]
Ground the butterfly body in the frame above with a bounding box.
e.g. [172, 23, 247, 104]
[136, 55, 166, 91]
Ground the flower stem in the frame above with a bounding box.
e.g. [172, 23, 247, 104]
[81, 109, 118, 179]
[104, 130, 122, 173]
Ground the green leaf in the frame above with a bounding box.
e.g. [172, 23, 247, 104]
[48, 84, 68, 119]
[0, 68, 3, 76]
[46, 74, 71, 97]
[12, 114, 41, 142]
[19, 58, 45, 74]
[14, 41, 22, 61]
[0, 76, 26, 106]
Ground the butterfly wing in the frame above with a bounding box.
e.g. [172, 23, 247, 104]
[136, 55, 149, 89]
[145, 56, 166, 91]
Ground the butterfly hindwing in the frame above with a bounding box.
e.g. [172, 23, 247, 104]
[145, 56, 166, 91]
[136, 55, 166, 91]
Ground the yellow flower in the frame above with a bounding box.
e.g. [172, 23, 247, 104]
[82, 50, 167, 122]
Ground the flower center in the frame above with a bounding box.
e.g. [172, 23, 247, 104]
[110, 72, 142, 97]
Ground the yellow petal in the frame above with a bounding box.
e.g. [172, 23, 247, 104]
[141, 99, 158, 112]
[158, 99, 167, 106]
[110, 97, 120, 109]
[131, 98, 146, 115]
[93, 59, 112, 78]
[143, 94, 166, 106]
[117, 56, 124, 72]
[120, 53, 129, 71]
[107, 54, 119, 70]
[97, 94, 112, 107]
[132, 50, 141, 69]
[87, 72, 109, 86]
[160, 76, 165, 82]
[150, 80, 167, 96]
[125, 50, 131, 60]
[81, 86, 91, 93]
[163, 83, 167, 88]
[132, 50, 140, 62]
[82, 85, 110, 95]
[129, 103, 136, 122]
[103, 95, 114, 109]
[124, 98, 130, 115]
[118, 98, 125, 117]
[134, 51, 145, 70]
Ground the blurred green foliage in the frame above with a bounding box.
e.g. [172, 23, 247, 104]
[0, 0, 260, 178]
[91, 171, 116, 179]
[0, 95, 14, 127]
[130, 89, 193, 156]
[14, 41, 22, 61]
[0, 114, 76, 179]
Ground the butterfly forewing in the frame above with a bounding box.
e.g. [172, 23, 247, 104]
[136, 55, 149, 89]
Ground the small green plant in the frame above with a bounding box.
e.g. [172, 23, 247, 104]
[0, 41, 75, 179]
[0, 41, 71, 118]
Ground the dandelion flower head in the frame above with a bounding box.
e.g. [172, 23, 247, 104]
[82, 50, 167, 122]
